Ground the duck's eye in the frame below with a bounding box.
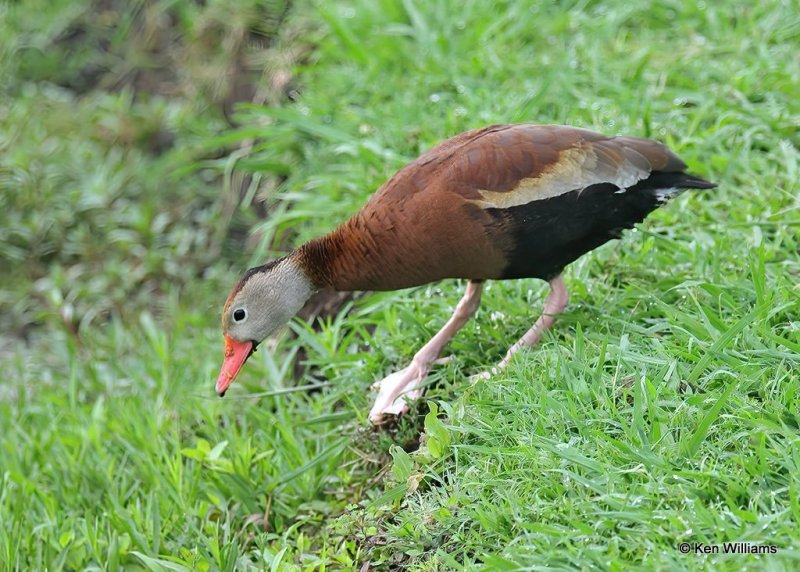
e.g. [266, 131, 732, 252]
[233, 308, 246, 322]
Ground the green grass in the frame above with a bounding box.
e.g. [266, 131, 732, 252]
[2, 0, 799, 570]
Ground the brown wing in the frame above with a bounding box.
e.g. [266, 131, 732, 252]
[444, 125, 685, 207]
[302, 125, 697, 291]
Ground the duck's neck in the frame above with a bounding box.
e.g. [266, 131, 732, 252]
[293, 216, 386, 292]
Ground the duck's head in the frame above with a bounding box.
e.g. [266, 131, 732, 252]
[216, 256, 314, 395]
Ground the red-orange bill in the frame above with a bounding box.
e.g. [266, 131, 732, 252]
[215, 335, 254, 396]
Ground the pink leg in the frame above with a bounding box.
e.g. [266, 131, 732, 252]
[499, 274, 569, 367]
[477, 275, 569, 378]
[369, 281, 483, 424]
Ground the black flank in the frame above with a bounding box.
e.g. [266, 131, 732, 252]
[493, 171, 716, 280]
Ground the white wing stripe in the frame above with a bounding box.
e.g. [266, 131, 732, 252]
[471, 144, 652, 209]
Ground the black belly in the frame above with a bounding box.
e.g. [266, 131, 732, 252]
[488, 176, 678, 281]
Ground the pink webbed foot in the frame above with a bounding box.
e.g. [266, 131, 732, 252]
[367, 281, 484, 425]
[368, 357, 453, 424]
[368, 360, 429, 424]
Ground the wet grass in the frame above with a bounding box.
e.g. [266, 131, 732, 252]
[1, 0, 799, 570]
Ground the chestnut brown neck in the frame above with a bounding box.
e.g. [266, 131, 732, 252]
[293, 233, 342, 290]
[294, 216, 382, 291]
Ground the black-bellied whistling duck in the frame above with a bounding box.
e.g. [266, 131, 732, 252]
[216, 124, 716, 424]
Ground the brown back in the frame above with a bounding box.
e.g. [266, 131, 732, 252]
[300, 124, 685, 291]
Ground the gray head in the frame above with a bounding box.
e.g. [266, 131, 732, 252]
[216, 256, 315, 395]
